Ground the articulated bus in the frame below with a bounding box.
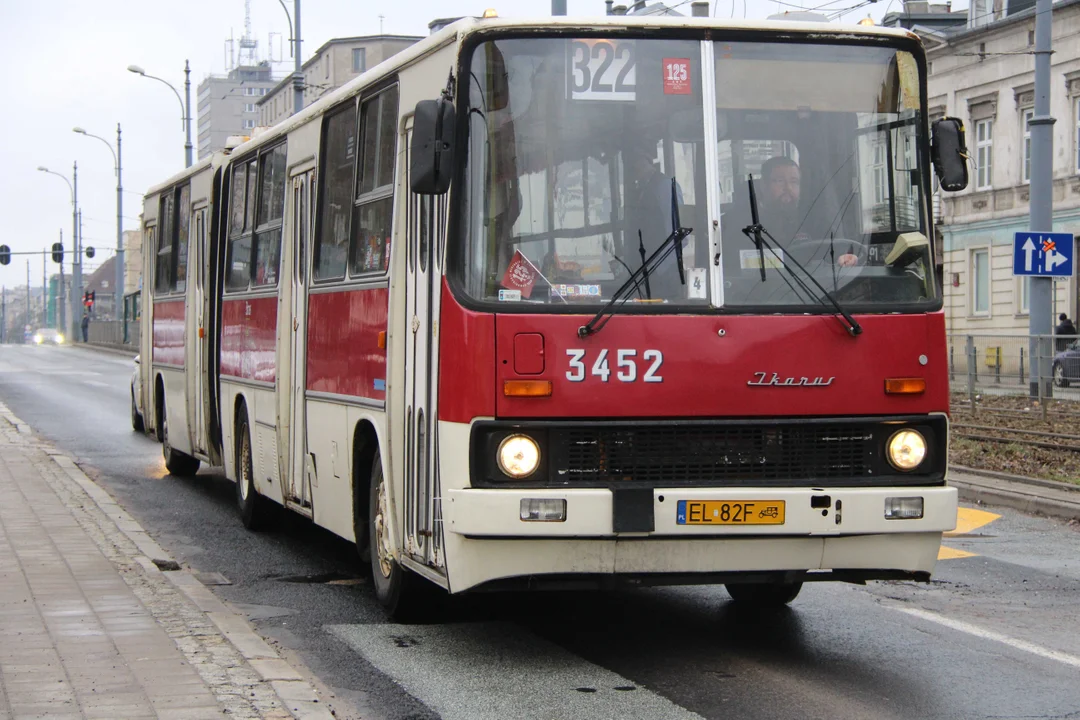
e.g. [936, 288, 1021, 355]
[137, 14, 970, 617]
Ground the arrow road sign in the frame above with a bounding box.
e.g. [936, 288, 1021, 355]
[1013, 231, 1074, 277]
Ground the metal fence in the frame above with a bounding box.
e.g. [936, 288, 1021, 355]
[947, 332, 1080, 402]
[85, 320, 140, 349]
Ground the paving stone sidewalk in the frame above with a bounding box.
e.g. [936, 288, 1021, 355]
[0, 407, 327, 720]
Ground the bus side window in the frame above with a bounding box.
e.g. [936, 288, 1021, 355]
[253, 143, 287, 287]
[350, 85, 398, 276]
[313, 103, 357, 281]
[226, 162, 253, 291]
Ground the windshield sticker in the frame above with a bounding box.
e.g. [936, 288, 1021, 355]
[498, 289, 522, 302]
[568, 39, 636, 101]
[554, 284, 602, 299]
[740, 248, 785, 270]
[687, 268, 707, 299]
[501, 250, 539, 298]
[663, 58, 692, 95]
[896, 52, 920, 111]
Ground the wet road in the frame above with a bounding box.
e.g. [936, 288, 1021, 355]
[2, 343, 1079, 720]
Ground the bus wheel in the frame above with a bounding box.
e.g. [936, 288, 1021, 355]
[235, 410, 269, 530]
[131, 391, 144, 433]
[369, 450, 424, 620]
[725, 581, 803, 607]
[162, 401, 200, 476]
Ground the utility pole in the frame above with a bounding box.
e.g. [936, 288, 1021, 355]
[1029, 0, 1055, 398]
[293, 0, 303, 115]
[26, 260, 31, 331]
[72, 162, 82, 341]
[184, 61, 193, 168]
[1, 285, 5, 343]
[42, 249, 47, 327]
[116, 123, 124, 322]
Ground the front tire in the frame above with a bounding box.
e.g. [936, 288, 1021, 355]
[725, 581, 803, 607]
[236, 410, 270, 530]
[131, 391, 145, 433]
[1054, 362, 1069, 388]
[162, 401, 200, 476]
[369, 450, 427, 620]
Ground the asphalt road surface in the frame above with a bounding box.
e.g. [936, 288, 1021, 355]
[2, 343, 1078, 720]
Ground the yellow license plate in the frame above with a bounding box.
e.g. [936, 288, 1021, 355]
[676, 500, 786, 525]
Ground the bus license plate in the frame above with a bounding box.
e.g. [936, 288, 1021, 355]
[676, 500, 785, 525]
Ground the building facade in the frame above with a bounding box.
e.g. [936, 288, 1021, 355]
[196, 63, 280, 160]
[258, 36, 422, 127]
[926, 0, 1080, 334]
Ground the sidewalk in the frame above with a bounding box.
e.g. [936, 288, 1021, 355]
[950, 465, 1080, 522]
[0, 405, 333, 720]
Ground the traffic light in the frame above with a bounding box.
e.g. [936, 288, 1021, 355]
[0, 244, 9, 266]
[51, 242, 63, 263]
[85, 246, 96, 259]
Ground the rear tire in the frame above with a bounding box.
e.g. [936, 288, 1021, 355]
[131, 391, 145, 433]
[162, 401, 200, 476]
[236, 410, 270, 530]
[369, 450, 428, 621]
[725, 581, 803, 607]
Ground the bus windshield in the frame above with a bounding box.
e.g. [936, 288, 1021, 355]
[460, 35, 937, 311]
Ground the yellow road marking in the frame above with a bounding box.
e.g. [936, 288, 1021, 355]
[938, 507, 1001, 560]
[945, 507, 1001, 537]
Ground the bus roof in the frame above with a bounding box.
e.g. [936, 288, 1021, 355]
[146, 14, 917, 197]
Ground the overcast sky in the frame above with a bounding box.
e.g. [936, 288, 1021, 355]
[0, 0, 958, 292]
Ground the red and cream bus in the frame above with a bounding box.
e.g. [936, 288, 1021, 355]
[138, 14, 969, 617]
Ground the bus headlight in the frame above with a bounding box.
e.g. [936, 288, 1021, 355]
[497, 434, 541, 479]
[887, 429, 927, 471]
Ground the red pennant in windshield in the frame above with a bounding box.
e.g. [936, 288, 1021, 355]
[501, 250, 538, 298]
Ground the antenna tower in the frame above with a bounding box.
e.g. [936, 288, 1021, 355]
[238, 0, 260, 67]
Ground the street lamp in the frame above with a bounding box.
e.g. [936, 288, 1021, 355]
[128, 62, 193, 167]
[73, 125, 124, 326]
[273, 0, 304, 115]
[37, 164, 79, 337]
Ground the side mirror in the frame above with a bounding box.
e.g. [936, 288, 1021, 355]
[410, 97, 456, 195]
[931, 117, 969, 192]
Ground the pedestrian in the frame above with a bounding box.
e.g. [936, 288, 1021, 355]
[80, 312, 89, 343]
[1056, 313, 1077, 351]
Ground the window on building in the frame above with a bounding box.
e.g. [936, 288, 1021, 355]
[1018, 275, 1031, 314]
[245, 103, 256, 113]
[243, 119, 255, 129]
[975, 118, 993, 190]
[1075, 97, 1080, 173]
[353, 48, 367, 73]
[1023, 108, 1034, 183]
[244, 87, 255, 96]
[313, 103, 357, 280]
[262, 88, 268, 96]
[351, 85, 399, 275]
[972, 248, 990, 315]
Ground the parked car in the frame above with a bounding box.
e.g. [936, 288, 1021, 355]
[131, 355, 145, 432]
[1052, 341, 1080, 387]
[33, 328, 64, 345]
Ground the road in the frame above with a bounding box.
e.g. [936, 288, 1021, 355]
[2, 343, 1079, 720]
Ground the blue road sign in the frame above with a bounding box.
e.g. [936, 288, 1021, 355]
[1013, 232, 1074, 277]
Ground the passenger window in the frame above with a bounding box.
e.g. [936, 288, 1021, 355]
[350, 85, 398, 275]
[314, 104, 356, 280]
[155, 193, 174, 294]
[175, 185, 190, 293]
[253, 143, 287, 286]
[226, 161, 254, 291]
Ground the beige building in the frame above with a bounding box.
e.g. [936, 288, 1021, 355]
[258, 35, 422, 127]
[925, 0, 1080, 334]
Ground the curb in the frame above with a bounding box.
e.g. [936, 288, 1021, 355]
[68, 342, 138, 358]
[3, 406, 335, 720]
[950, 464, 1080, 494]
[949, 473, 1080, 523]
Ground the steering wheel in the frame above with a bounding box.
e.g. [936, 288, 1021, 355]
[787, 238, 870, 267]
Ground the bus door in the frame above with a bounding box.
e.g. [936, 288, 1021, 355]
[191, 205, 208, 456]
[278, 166, 315, 514]
[403, 126, 446, 572]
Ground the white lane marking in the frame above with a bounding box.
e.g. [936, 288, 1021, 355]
[84, 380, 110, 388]
[892, 606, 1080, 669]
[328, 622, 703, 720]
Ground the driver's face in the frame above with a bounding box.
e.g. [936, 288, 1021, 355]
[767, 165, 801, 210]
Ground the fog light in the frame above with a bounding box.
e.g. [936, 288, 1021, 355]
[885, 496, 924, 519]
[497, 434, 540, 478]
[520, 498, 566, 522]
[887, 429, 927, 471]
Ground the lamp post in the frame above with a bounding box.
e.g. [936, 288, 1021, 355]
[128, 62, 193, 167]
[275, 0, 304, 115]
[36, 164, 77, 338]
[73, 125, 124, 325]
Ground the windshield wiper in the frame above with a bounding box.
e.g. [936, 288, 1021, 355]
[579, 178, 691, 338]
[740, 175, 863, 337]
